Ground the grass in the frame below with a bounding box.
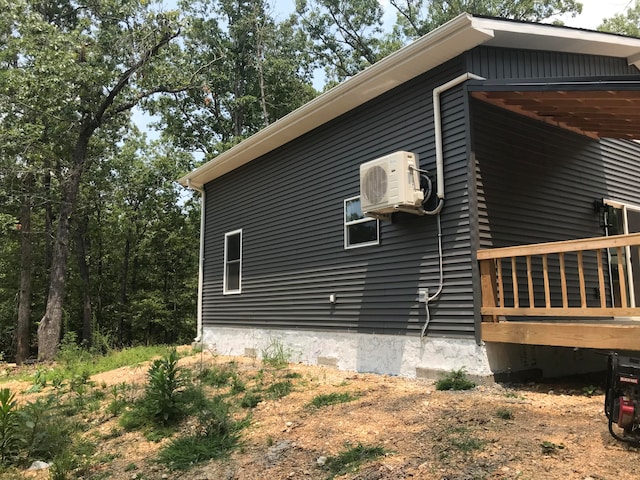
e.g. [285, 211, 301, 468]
[261, 338, 291, 369]
[265, 380, 293, 399]
[496, 407, 514, 420]
[1, 345, 175, 384]
[322, 443, 386, 478]
[308, 392, 357, 408]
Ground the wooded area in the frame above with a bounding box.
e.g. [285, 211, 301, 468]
[0, 0, 635, 362]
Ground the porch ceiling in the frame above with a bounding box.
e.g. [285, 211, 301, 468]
[469, 78, 640, 140]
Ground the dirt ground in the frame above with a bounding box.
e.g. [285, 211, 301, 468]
[6, 349, 640, 480]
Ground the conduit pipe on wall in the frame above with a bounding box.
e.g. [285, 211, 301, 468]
[421, 72, 484, 337]
[186, 179, 205, 343]
[425, 72, 485, 215]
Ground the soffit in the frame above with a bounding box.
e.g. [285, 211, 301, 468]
[469, 80, 640, 140]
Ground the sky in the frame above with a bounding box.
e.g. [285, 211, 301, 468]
[137, 0, 637, 139]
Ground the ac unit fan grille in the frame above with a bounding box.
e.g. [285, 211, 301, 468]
[362, 165, 388, 204]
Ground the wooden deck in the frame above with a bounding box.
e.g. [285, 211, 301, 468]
[478, 233, 640, 351]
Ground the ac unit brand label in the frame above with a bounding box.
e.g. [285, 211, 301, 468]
[619, 376, 639, 384]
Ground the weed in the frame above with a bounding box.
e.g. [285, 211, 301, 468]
[261, 339, 291, 369]
[25, 369, 47, 394]
[144, 348, 185, 425]
[265, 380, 293, 400]
[157, 397, 248, 470]
[124, 462, 138, 472]
[309, 392, 357, 409]
[541, 441, 565, 455]
[496, 407, 514, 420]
[0, 388, 20, 464]
[435, 369, 476, 391]
[582, 385, 598, 396]
[230, 377, 246, 394]
[240, 391, 262, 408]
[284, 372, 302, 379]
[198, 365, 236, 388]
[322, 443, 386, 478]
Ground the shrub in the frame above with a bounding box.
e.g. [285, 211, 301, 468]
[0, 389, 20, 465]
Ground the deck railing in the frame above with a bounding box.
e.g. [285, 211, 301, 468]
[478, 233, 640, 322]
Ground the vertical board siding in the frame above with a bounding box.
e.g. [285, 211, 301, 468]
[467, 46, 638, 79]
[203, 57, 477, 338]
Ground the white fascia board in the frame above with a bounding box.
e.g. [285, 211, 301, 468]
[179, 13, 494, 188]
[474, 17, 640, 61]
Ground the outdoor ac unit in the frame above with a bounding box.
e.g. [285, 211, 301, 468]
[360, 151, 424, 215]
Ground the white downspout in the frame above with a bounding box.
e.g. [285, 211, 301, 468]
[187, 179, 205, 343]
[421, 72, 484, 337]
[425, 72, 485, 215]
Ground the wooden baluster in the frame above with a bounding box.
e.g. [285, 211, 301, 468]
[511, 257, 519, 308]
[543, 254, 550, 308]
[597, 249, 606, 308]
[497, 258, 504, 309]
[559, 252, 568, 308]
[617, 246, 628, 308]
[526, 255, 534, 308]
[577, 251, 586, 308]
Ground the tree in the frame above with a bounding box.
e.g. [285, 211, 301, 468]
[599, 0, 640, 37]
[296, 0, 402, 82]
[1, 0, 189, 360]
[391, 0, 583, 38]
[150, 0, 317, 156]
[295, 0, 583, 83]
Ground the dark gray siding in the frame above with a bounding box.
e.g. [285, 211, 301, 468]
[467, 46, 638, 78]
[203, 57, 477, 338]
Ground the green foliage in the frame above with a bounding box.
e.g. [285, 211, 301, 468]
[198, 364, 238, 388]
[0, 389, 20, 465]
[582, 385, 598, 396]
[261, 339, 291, 369]
[495, 407, 514, 420]
[309, 392, 357, 409]
[157, 397, 248, 470]
[265, 380, 293, 400]
[599, 0, 640, 37]
[541, 440, 565, 454]
[144, 349, 185, 425]
[435, 369, 476, 391]
[322, 443, 386, 478]
[240, 391, 262, 409]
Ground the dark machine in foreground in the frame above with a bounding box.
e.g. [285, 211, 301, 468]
[605, 354, 640, 446]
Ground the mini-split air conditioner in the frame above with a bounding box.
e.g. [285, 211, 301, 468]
[359, 151, 424, 215]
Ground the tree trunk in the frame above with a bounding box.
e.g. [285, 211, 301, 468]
[74, 216, 92, 346]
[16, 175, 33, 365]
[37, 134, 91, 361]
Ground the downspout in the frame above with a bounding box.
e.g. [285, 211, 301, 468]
[187, 179, 205, 343]
[424, 72, 485, 216]
[421, 72, 485, 337]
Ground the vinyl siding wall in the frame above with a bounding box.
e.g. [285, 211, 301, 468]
[202, 57, 476, 338]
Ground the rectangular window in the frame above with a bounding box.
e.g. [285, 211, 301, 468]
[344, 196, 379, 249]
[224, 229, 242, 294]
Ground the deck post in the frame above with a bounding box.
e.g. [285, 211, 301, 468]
[480, 259, 498, 322]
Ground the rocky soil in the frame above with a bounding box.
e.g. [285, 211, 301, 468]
[7, 349, 640, 480]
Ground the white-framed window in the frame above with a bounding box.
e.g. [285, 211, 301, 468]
[344, 196, 379, 249]
[223, 229, 242, 294]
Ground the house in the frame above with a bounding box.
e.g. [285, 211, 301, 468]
[179, 13, 640, 379]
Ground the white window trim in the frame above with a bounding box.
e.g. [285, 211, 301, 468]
[344, 196, 379, 250]
[223, 229, 242, 295]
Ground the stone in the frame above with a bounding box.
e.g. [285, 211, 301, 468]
[317, 456, 327, 466]
[28, 461, 50, 471]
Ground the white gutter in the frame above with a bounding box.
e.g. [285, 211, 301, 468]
[186, 178, 205, 343]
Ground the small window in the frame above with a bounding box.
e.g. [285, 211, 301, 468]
[344, 196, 379, 249]
[224, 229, 242, 294]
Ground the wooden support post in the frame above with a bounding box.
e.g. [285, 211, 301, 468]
[577, 251, 586, 308]
[511, 257, 519, 308]
[480, 259, 498, 322]
[543, 254, 550, 308]
[618, 246, 628, 308]
[559, 252, 568, 308]
[526, 255, 534, 308]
